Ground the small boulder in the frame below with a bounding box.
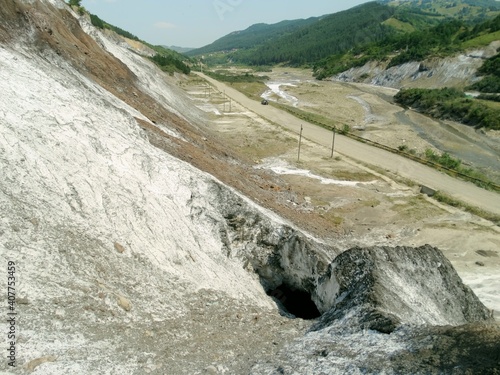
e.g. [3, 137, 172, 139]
[117, 295, 132, 311]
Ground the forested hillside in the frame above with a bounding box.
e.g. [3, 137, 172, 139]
[380, 0, 500, 22]
[186, 18, 320, 57]
[313, 13, 500, 79]
[190, 0, 500, 71]
[230, 2, 395, 66]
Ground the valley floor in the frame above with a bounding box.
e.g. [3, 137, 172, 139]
[180, 71, 500, 320]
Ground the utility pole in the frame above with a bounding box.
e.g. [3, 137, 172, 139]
[298, 125, 303, 162]
[330, 127, 336, 158]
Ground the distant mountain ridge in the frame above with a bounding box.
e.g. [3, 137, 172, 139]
[166, 45, 194, 54]
[189, 0, 500, 67]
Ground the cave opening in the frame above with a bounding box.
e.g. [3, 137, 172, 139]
[267, 284, 321, 320]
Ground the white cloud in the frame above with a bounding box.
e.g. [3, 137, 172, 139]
[154, 22, 176, 30]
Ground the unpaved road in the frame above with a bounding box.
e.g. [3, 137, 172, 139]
[197, 72, 500, 217]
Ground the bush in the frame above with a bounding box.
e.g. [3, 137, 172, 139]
[468, 76, 500, 93]
[340, 124, 351, 135]
[425, 149, 461, 169]
[205, 71, 268, 83]
[477, 94, 500, 102]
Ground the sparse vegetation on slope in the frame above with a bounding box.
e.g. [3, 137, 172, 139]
[150, 53, 190, 74]
[394, 87, 500, 130]
[468, 50, 500, 94]
[89, 12, 140, 41]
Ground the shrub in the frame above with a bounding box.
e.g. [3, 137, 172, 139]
[340, 124, 351, 135]
[425, 149, 462, 170]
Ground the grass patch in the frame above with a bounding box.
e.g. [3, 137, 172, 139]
[433, 191, 500, 224]
[393, 195, 442, 220]
[326, 214, 344, 226]
[231, 81, 268, 99]
[382, 17, 416, 33]
[461, 30, 500, 49]
[272, 103, 339, 130]
[422, 149, 497, 191]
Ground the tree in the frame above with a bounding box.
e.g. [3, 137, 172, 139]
[68, 0, 82, 6]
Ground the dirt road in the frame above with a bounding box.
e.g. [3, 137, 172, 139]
[197, 72, 500, 217]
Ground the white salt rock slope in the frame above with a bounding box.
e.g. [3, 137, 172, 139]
[0, 4, 294, 371]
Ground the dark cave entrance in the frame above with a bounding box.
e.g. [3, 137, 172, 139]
[267, 284, 321, 320]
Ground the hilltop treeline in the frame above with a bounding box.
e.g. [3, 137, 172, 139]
[89, 13, 140, 41]
[186, 18, 320, 57]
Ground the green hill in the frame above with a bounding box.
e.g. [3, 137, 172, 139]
[231, 2, 395, 66]
[380, 0, 500, 22]
[190, 0, 500, 69]
[186, 17, 320, 57]
[313, 12, 500, 79]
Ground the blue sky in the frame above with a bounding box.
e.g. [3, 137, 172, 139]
[83, 0, 373, 48]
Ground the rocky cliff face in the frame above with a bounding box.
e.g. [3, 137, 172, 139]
[333, 42, 500, 89]
[252, 245, 497, 375]
[0, 1, 498, 374]
[315, 245, 492, 329]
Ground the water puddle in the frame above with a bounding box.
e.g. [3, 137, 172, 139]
[254, 158, 374, 186]
[261, 82, 300, 107]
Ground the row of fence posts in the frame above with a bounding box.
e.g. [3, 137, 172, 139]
[298, 125, 336, 162]
[204, 84, 231, 112]
[204, 83, 336, 163]
[201, 81, 498, 191]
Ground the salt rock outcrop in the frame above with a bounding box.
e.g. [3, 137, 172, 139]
[252, 246, 498, 374]
[314, 245, 493, 331]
